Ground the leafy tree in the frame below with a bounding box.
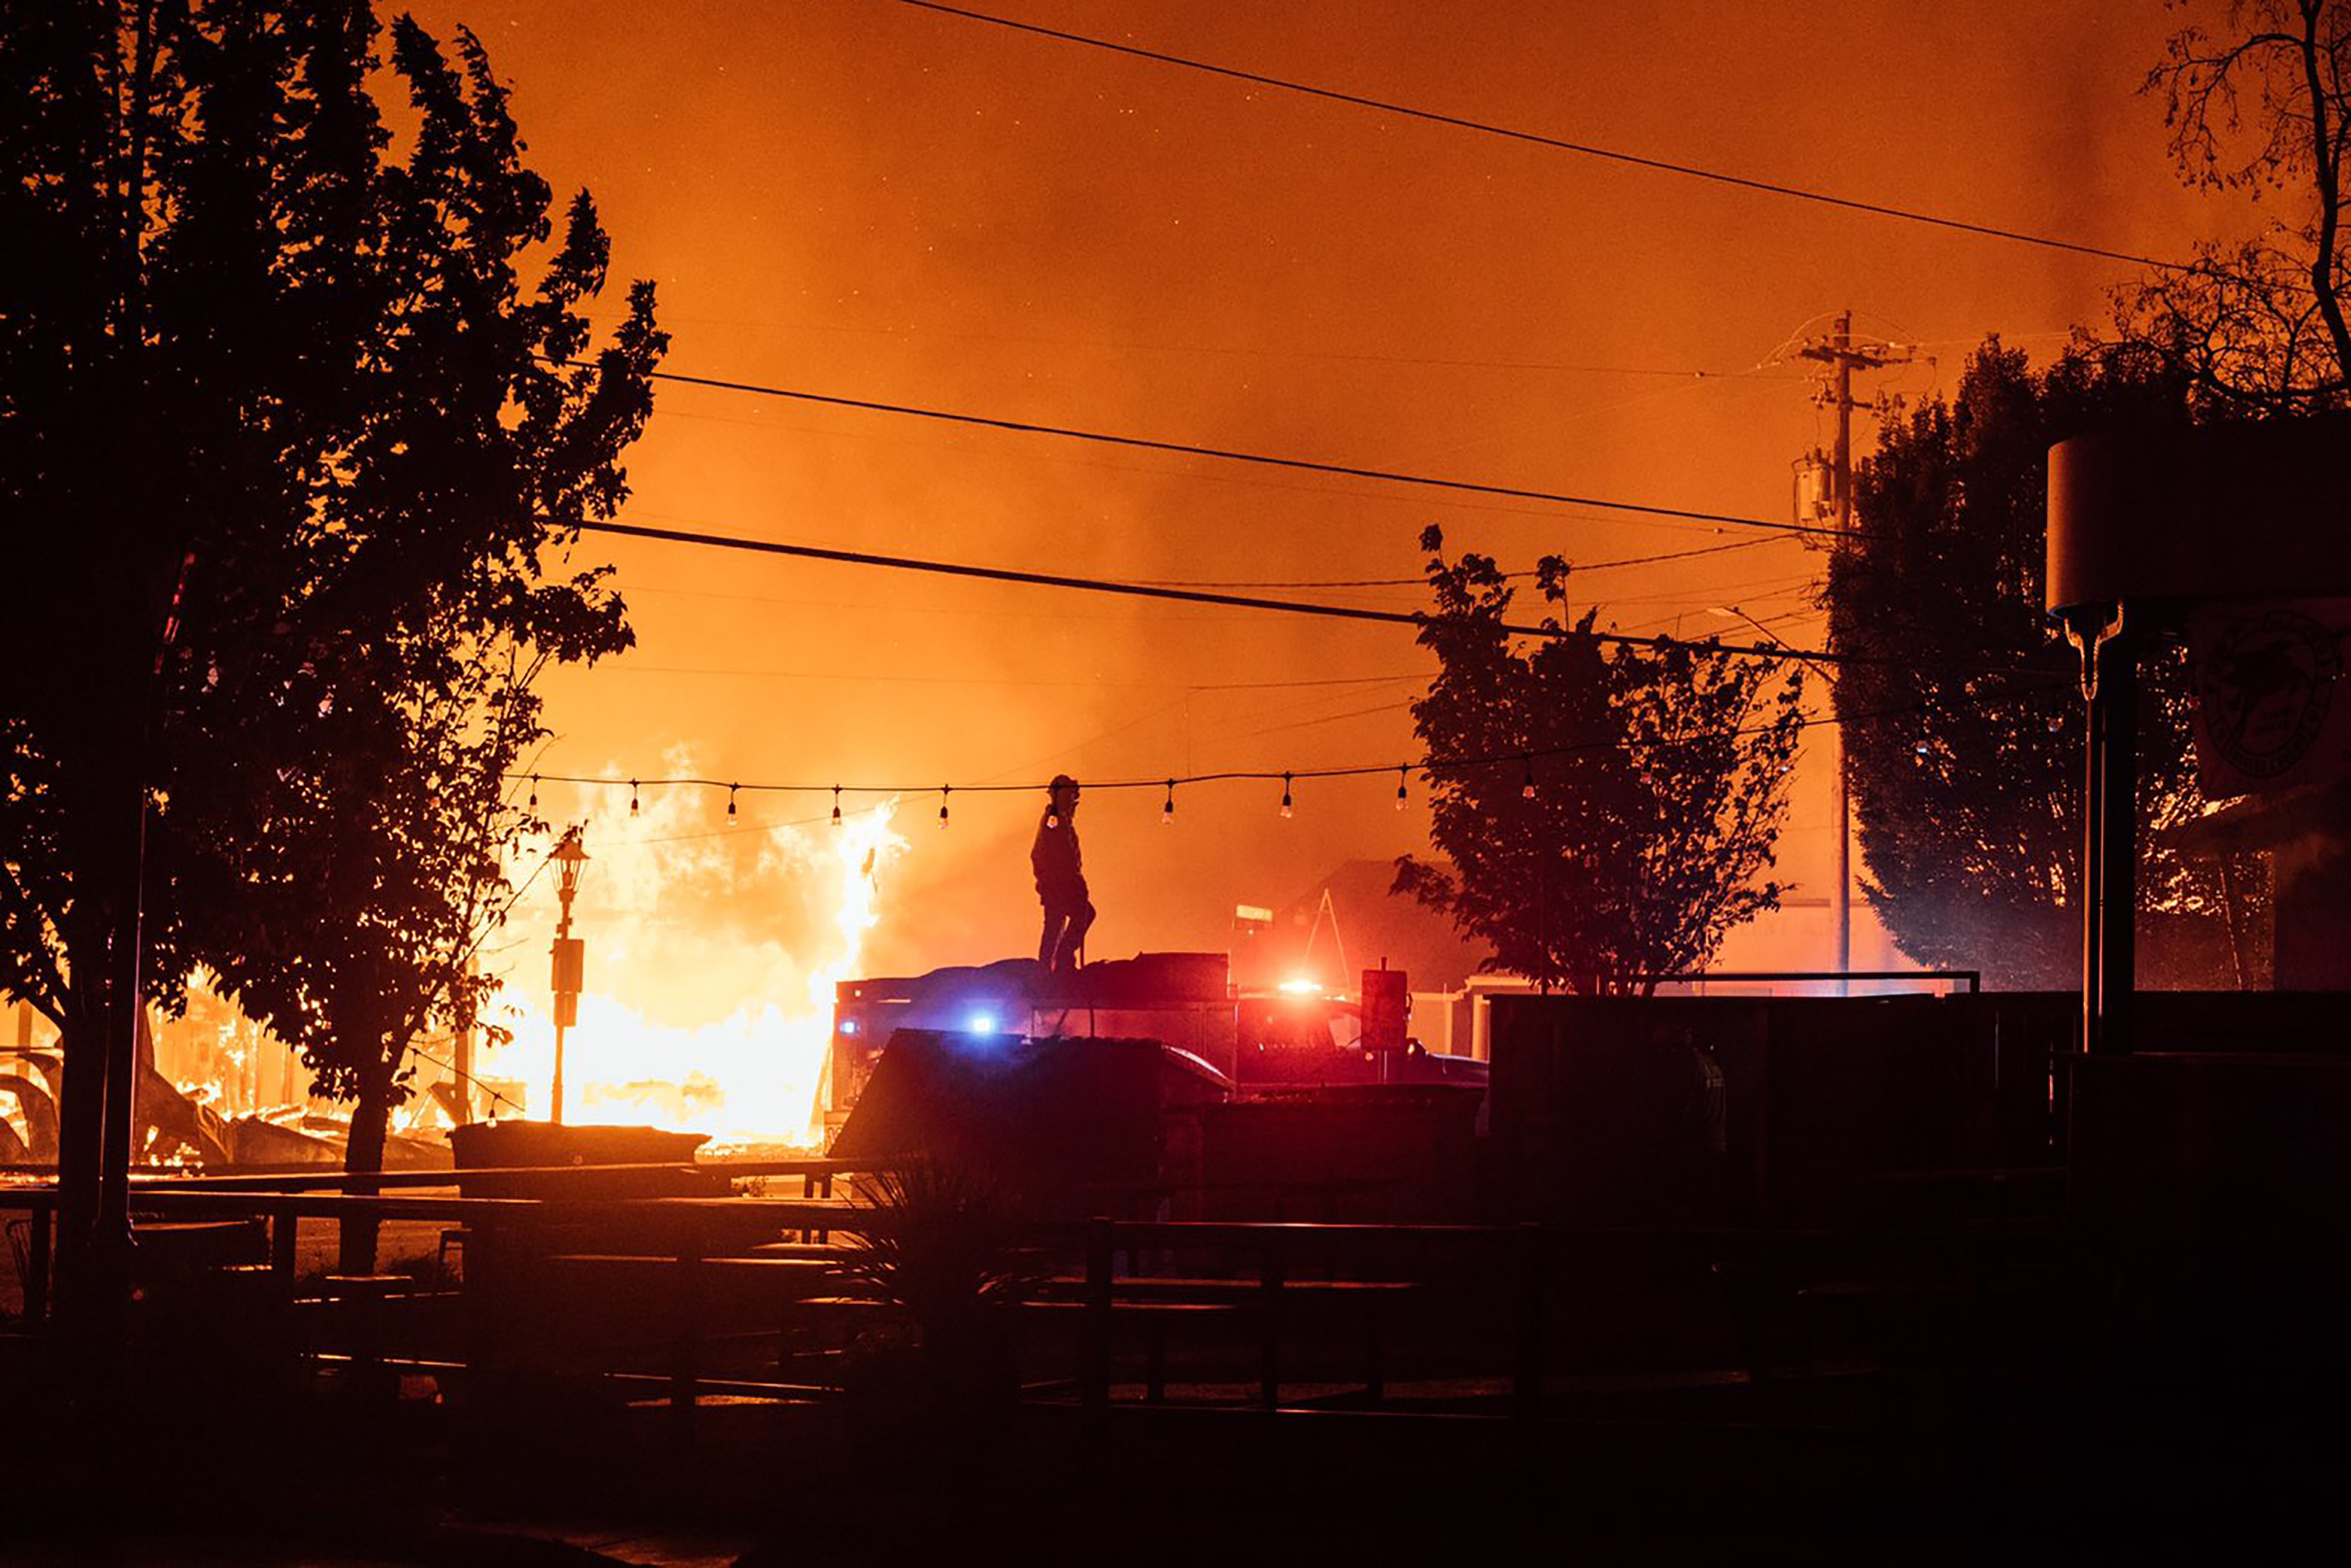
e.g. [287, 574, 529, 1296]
[1394, 527, 1805, 995]
[197, 596, 630, 1269]
[0, 3, 659, 1285]
[190, 19, 651, 1272]
[2117, 0, 2351, 410]
[1829, 338, 2258, 989]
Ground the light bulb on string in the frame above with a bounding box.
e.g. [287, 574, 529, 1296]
[1279, 772, 1294, 819]
[938, 785, 951, 829]
[727, 784, 738, 824]
[1395, 766, 1408, 810]
[528, 775, 538, 810]
[1521, 754, 1537, 800]
[1161, 780, 1176, 824]
[831, 785, 842, 827]
[629, 779, 639, 817]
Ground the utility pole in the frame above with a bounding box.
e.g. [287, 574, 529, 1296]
[1792, 311, 1916, 994]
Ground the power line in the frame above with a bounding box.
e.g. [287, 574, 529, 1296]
[578, 516, 2056, 679]
[598, 306, 1813, 378]
[1529, 539, 1789, 571]
[645, 403, 1784, 529]
[618, 572, 1291, 627]
[577, 516, 1872, 663]
[599, 663, 1427, 692]
[1579, 571, 1824, 612]
[1230, 697, 1414, 741]
[631, 365, 1852, 539]
[889, 0, 2190, 274]
[616, 537, 1788, 614]
[404, 1041, 525, 1116]
[1128, 536, 1785, 589]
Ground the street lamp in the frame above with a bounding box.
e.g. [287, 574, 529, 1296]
[1711, 605, 1852, 996]
[548, 827, 589, 1124]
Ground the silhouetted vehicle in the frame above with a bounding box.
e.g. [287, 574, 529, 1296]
[828, 952, 1484, 1121]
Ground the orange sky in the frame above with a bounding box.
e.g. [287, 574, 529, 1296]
[397, 0, 2253, 1011]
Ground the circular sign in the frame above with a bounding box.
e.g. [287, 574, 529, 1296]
[2196, 610, 2343, 781]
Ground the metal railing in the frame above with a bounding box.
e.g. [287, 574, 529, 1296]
[0, 1176, 2062, 1443]
[1635, 969, 1983, 994]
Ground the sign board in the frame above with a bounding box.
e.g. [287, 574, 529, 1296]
[2190, 599, 2351, 798]
[550, 936, 585, 995]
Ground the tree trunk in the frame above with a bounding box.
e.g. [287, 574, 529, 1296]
[51, 751, 143, 1366]
[53, 986, 105, 1313]
[338, 1048, 393, 1276]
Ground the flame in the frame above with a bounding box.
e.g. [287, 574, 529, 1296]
[480, 797, 907, 1147]
[97, 782, 911, 1156]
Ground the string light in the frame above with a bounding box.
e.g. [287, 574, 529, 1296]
[939, 785, 951, 828]
[509, 690, 2020, 826]
[1521, 754, 1537, 800]
[1161, 780, 1176, 824]
[727, 784, 738, 823]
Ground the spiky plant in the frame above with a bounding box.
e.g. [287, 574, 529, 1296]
[838, 1161, 1044, 1352]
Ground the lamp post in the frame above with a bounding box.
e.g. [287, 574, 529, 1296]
[1712, 604, 1849, 995]
[549, 828, 589, 1124]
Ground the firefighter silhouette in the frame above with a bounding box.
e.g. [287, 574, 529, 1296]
[1031, 774, 1092, 974]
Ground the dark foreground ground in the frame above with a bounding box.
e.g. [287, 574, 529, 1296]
[5, 1361, 2345, 1568]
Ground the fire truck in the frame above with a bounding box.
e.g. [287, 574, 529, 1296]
[826, 950, 1484, 1124]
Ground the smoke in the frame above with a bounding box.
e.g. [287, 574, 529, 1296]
[407, 0, 2255, 998]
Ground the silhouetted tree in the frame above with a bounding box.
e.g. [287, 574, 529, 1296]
[1394, 527, 1804, 995]
[0, 4, 659, 1280]
[1829, 337, 2259, 988]
[197, 590, 630, 1269]
[2116, 0, 2351, 410]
